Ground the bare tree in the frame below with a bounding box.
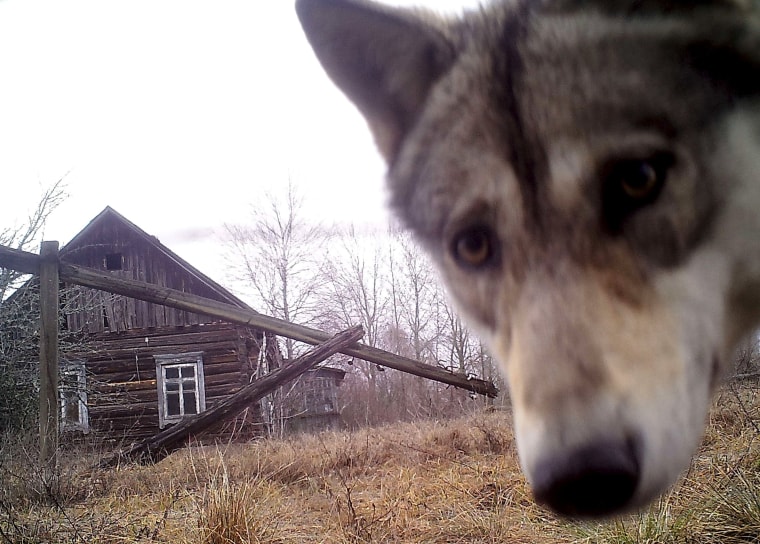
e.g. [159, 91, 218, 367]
[393, 231, 441, 363]
[0, 178, 67, 302]
[441, 301, 472, 375]
[315, 228, 390, 425]
[223, 181, 330, 360]
[323, 228, 387, 347]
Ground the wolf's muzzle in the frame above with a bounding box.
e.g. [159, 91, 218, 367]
[532, 436, 640, 517]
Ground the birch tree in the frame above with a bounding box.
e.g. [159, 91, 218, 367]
[223, 182, 329, 360]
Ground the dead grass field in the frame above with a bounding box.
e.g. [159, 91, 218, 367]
[1, 385, 759, 543]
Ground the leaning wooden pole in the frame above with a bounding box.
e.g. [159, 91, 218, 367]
[38, 241, 60, 467]
[58, 264, 498, 397]
[100, 325, 365, 467]
[0, 245, 498, 397]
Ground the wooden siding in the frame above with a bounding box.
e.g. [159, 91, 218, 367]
[73, 323, 270, 444]
[280, 367, 345, 434]
[60, 214, 236, 333]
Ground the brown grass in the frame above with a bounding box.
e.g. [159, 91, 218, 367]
[1, 385, 758, 543]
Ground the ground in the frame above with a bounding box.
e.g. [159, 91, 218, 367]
[1, 385, 759, 543]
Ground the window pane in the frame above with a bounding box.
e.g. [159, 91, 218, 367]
[64, 396, 79, 422]
[165, 367, 179, 379]
[166, 382, 179, 392]
[181, 366, 195, 378]
[184, 380, 196, 392]
[183, 392, 197, 414]
[167, 393, 180, 416]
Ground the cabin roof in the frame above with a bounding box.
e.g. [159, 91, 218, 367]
[61, 206, 250, 310]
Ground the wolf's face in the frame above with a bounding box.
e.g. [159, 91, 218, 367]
[296, 0, 760, 517]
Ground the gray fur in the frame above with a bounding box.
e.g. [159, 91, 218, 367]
[297, 0, 760, 516]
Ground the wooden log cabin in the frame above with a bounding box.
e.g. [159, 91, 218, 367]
[53, 206, 286, 444]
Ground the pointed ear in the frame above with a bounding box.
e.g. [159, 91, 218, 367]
[296, 0, 455, 162]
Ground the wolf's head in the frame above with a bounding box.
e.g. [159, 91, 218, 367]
[296, 0, 760, 517]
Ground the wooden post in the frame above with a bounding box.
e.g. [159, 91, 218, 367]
[39, 241, 60, 467]
[99, 325, 365, 467]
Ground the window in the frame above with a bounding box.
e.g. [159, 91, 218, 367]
[155, 352, 206, 428]
[105, 253, 123, 271]
[60, 361, 89, 433]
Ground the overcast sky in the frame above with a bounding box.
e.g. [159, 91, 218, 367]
[0, 0, 479, 288]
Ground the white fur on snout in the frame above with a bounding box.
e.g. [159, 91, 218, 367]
[630, 247, 730, 505]
[493, 251, 729, 511]
[496, 111, 759, 511]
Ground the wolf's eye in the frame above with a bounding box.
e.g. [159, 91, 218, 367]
[617, 161, 662, 200]
[601, 152, 674, 232]
[605, 154, 672, 205]
[451, 225, 496, 269]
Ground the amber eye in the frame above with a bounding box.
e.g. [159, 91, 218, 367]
[606, 154, 671, 204]
[451, 226, 496, 268]
[618, 160, 661, 200]
[601, 152, 674, 233]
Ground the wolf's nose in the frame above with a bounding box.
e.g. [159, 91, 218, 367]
[532, 438, 639, 517]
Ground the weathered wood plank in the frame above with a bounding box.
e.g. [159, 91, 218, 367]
[205, 384, 245, 398]
[99, 326, 365, 467]
[89, 387, 156, 403]
[204, 371, 247, 387]
[92, 414, 160, 432]
[89, 401, 158, 418]
[0, 244, 40, 274]
[58, 261, 498, 397]
[81, 344, 239, 365]
[39, 241, 59, 467]
[91, 382, 246, 407]
[92, 361, 241, 384]
[93, 380, 158, 394]
[86, 331, 243, 350]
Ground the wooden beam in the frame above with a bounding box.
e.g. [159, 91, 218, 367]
[58, 262, 498, 397]
[0, 243, 499, 397]
[38, 241, 59, 467]
[0, 244, 40, 275]
[100, 325, 365, 467]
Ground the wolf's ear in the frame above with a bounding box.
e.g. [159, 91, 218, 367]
[296, 0, 455, 162]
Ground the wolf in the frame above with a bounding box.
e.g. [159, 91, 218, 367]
[295, 0, 760, 517]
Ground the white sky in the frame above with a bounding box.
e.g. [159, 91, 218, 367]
[0, 0, 479, 287]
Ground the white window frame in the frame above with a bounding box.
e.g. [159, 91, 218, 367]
[155, 352, 206, 428]
[60, 360, 89, 433]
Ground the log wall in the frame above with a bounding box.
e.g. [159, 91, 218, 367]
[73, 323, 272, 444]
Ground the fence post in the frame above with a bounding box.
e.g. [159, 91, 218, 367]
[39, 240, 60, 467]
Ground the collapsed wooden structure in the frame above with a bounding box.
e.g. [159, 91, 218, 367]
[0, 207, 498, 465]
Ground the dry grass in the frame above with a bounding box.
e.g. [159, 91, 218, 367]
[1, 385, 758, 543]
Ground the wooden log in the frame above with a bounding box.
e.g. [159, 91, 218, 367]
[88, 400, 158, 418]
[0, 244, 40, 274]
[58, 261, 498, 397]
[39, 241, 60, 467]
[98, 325, 365, 467]
[92, 361, 240, 384]
[80, 343, 239, 365]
